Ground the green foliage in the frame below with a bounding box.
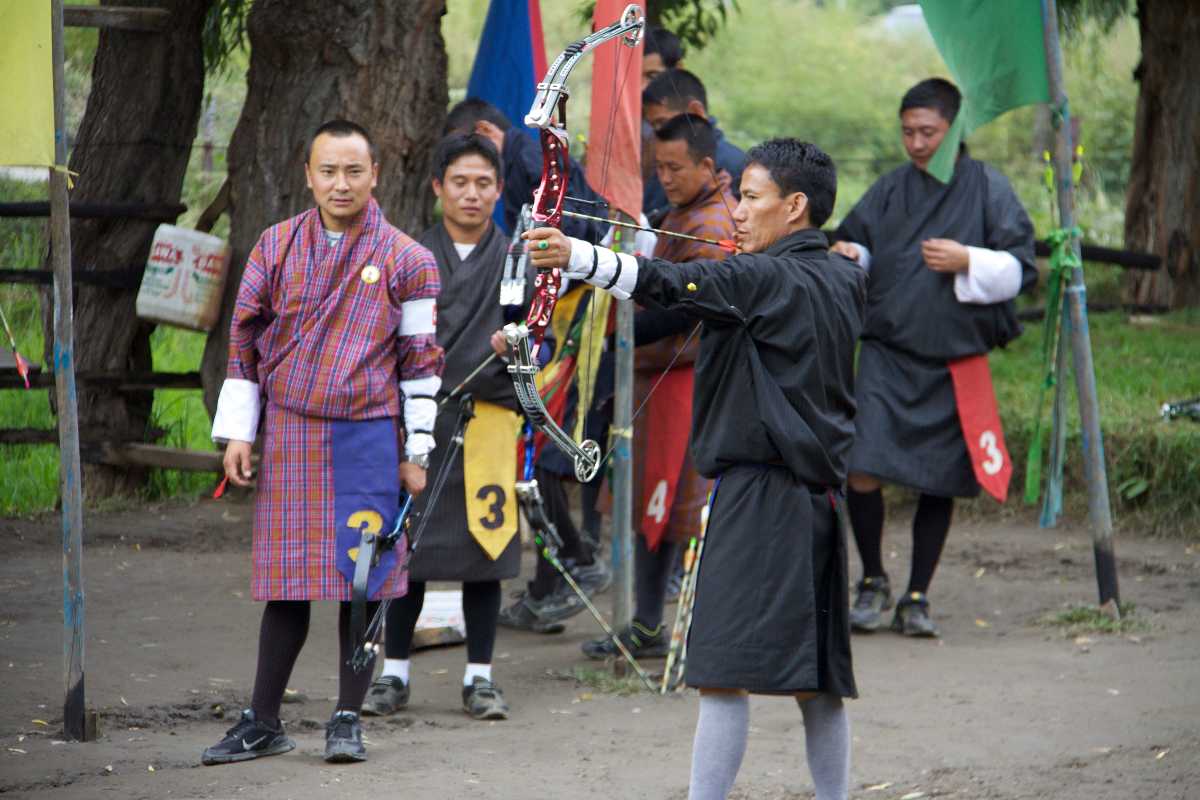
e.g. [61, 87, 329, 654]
[574, 1, 740, 50]
[202, 0, 251, 76]
[1057, 0, 1132, 37]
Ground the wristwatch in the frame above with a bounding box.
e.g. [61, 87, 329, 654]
[403, 453, 430, 469]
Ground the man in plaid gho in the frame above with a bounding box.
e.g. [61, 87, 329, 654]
[202, 119, 443, 766]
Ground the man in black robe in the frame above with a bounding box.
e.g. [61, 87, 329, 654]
[832, 78, 1037, 637]
[363, 133, 531, 721]
[526, 138, 863, 800]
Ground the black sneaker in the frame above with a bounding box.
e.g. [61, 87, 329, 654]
[361, 675, 409, 717]
[581, 620, 668, 660]
[462, 677, 510, 720]
[849, 575, 893, 632]
[891, 591, 939, 638]
[497, 590, 576, 634]
[324, 709, 367, 763]
[201, 709, 295, 766]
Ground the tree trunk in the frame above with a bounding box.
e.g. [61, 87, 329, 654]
[44, 0, 212, 500]
[1125, 0, 1200, 309]
[200, 0, 449, 414]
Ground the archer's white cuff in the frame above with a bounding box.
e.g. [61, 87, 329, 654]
[565, 237, 639, 301]
[212, 378, 260, 444]
[956, 247, 1022, 304]
[851, 242, 871, 271]
[401, 375, 440, 456]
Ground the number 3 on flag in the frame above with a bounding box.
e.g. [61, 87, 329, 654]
[948, 354, 1013, 503]
[979, 430, 1004, 476]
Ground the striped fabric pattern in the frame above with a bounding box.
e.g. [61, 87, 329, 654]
[251, 404, 408, 601]
[228, 197, 443, 422]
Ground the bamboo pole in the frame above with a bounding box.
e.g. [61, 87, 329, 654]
[50, 0, 90, 741]
[1041, 0, 1120, 606]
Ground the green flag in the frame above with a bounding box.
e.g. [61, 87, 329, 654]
[919, 0, 1051, 182]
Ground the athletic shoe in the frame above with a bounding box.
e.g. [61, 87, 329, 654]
[201, 708, 295, 765]
[891, 591, 939, 637]
[567, 556, 613, 596]
[581, 620, 668, 660]
[849, 575, 893, 632]
[462, 677, 509, 720]
[497, 590, 577, 633]
[361, 675, 409, 717]
[324, 709, 367, 763]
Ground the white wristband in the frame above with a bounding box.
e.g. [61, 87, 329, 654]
[211, 379, 260, 444]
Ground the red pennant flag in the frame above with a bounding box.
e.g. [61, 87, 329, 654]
[587, 0, 643, 220]
[948, 354, 1013, 503]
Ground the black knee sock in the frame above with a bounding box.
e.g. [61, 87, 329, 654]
[908, 494, 954, 595]
[337, 600, 379, 712]
[463, 580, 502, 664]
[634, 535, 679, 630]
[847, 487, 886, 579]
[383, 581, 427, 660]
[250, 600, 311, 725]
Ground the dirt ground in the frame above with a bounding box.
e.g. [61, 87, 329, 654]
[0, 494, 1197, 800]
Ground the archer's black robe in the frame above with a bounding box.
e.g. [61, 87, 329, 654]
[409, 221, 532, 582]
[631, 228, 864, 696]
[835, 157, 1037, 497]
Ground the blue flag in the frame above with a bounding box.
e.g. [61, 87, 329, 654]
[466, 0, 546, 229]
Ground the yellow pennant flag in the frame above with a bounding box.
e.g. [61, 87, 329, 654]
[464, 400, 523, 560]
[0, 1, 55, 167]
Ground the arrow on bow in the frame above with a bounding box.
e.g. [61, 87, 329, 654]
[500, 2, 647, 483]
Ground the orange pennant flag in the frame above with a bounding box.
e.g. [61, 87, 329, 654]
[586, 0, 644, 220]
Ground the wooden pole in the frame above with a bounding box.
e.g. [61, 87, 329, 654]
[50, 0, 90, 741]
[609, 223, 636, 674]
[1041, 0, 1120, 607]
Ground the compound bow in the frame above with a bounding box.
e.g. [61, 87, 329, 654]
[501, 3, 646, 484]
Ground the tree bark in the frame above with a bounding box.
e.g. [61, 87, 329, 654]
[44, 0, 212, 500]
[1125, 0, 1200, 309]
[200, 0, 449, 414]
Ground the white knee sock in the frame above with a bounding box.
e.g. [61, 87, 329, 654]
[381, 658, 409, 683]
[798, 693, 851, 800]
[688, 692, 750, 800]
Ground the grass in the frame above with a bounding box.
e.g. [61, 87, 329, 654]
[982, 309, 1200, 538]
[1037, 602, 1147, 636]
[569, 666, 654, 696]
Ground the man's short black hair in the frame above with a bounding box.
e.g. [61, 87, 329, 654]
[654, 113, 716, 163]
[644, 27, 684, 67]
[307, 119, 376, 163]
[899, 78, 961, 123]
[643, 68, 708, 112]
[444, 97, 512, 136]
[430, 132, 502, 182]
[745, 138, 837, 229]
